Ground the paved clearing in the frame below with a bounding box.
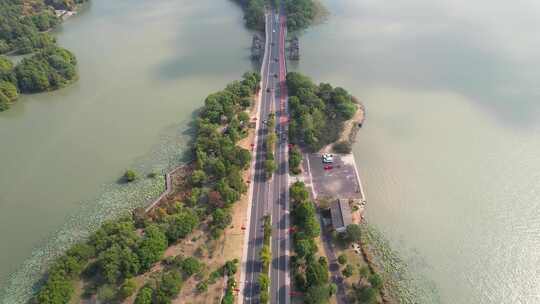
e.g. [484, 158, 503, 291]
[304, 153, 363, 200]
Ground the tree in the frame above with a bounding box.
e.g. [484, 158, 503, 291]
[196, 281, 208, 293]
[212, 208, 232, 230]
[35, 271, 74, 304]
[337, 254, 347, 265]
[181, 257, 202, 277]
[155, 271, 183, 303]
[191, 170, 207, 186]
[356, 286, 377, 304]
[346, 224, 362, 243]
[137, 225, 168, 270]
[134, 285, 154, 304]
[165, 209, 199, 242]
[96, 284, 117, 303]
[305, 260, 329, 288]
[342, 264, 354, 277]
[368, 273, 383, 290]
[304, 284, 330, 304]
[223, 259, 238, 276]
[119, 279, 137, 299]
[290, 181, 309, 203]
[265, 159, 276, 176]
[260, 245, 271, 270]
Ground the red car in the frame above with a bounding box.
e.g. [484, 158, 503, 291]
[324, 165, 333, 170]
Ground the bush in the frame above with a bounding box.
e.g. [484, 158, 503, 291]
[196, 281, 208, 293]
[337, 254, 347, 265]
[96, 284, 117, 303]
[124, 169, 137, 182]
[181, 257, 202, 277]
[368, 273, 383, 290]
[119, 279, 137, 299]
[134, 285, 154, 304]
[342, 264, 354, 277]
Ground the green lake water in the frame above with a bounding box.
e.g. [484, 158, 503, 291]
[292, 0, 540, 303]
[0, 0, 253, 301]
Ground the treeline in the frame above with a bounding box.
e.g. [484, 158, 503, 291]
[264, 113, 277, 178]
[0, 0, 86, 55]
[284, 0, 317, 31]
[234, 0, 266, 31]
[289, 181, 336, 303]
[0, 0, 85, 111]
[33, 72, 260, 303]
[0, 46, 78, 110]
[286, 72, 357, 152]
[258, 215, 272, 303]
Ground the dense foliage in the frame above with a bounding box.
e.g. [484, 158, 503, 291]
[287, 72, 357, 152]
[0, 0, 84, 111]
[0, 0, 87, 54]
[284, 0, 317, 31]
[234, 0, 266, 30]
[289, 181, 333, 303]
[15, 46, 78, 93]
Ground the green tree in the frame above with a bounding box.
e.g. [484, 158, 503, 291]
[346, 224, 362, 243]
[119, 279, 137, 299]
[212, 208, 232, 230]
[290, 181, 309, 203]
[96, 284, 117, 303]
[191, 169, 207, 186]
[337, 254, 347, 265]
[137, 225, 168, 270]
[181, 257, 202, 277]
[342, 264, 354, 277]
[165, 209, 199, 242]
[134, 285, 154, 304]
[368, 273, 383, 290]
[304, 284, 330, 304]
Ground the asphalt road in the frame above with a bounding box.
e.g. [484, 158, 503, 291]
[243, 7, 290, 304]
[269, 10, 290, 304]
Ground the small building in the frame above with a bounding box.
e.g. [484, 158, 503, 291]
[330, 199, 352, 233]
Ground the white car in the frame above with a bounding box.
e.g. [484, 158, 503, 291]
[322, 153, 334, 163]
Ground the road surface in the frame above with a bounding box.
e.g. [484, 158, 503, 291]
[242, 6, 290, 304]
[270, 8, 290, 304]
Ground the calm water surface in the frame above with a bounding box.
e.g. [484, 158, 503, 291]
[294, 0, 540, 303]
[0, 0, 252, 300]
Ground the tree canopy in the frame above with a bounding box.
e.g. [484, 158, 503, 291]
[287, 72, 357, 152]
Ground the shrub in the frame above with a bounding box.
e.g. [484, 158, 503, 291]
[196, 281, 208, 293]
[134, 285, 154, 304]
[124, 169, 137, 182]
[181, 257, 202, 277]
[337, 254, 347, 265]
[96, 284, 116, 303]
[342, 264, 354, 277]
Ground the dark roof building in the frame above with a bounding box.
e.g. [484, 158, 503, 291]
[330, 199, 353, 232]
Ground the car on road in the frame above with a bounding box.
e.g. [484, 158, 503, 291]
[274, 73, 278, 78]
[266, 88, 271, 92]
[323, 165, 333, 170]
[322, 153, 334, 163]
[273, 29, 276, 33]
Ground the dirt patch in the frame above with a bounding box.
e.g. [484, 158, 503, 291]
[320, 104, 365, 154]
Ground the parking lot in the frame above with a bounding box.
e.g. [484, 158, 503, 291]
[303, 153, 364, 200]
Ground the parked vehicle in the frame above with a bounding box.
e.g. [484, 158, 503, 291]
[322, 153, 334, 163]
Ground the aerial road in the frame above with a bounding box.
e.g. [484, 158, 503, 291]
[241, 7, 288, 304]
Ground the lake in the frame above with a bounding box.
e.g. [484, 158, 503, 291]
[293, 0, 540, 303]
[0, 0, 253, 301]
